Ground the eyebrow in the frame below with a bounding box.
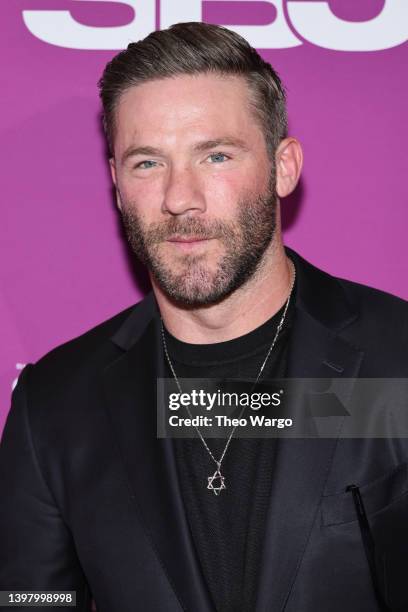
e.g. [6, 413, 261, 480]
[193, 137, 249, 153]
[122, 146, 161, 163]
[121, 137, 249, 164]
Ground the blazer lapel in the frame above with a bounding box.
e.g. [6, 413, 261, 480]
[255, 249, 364, 612]
[103, 302, 214, 612]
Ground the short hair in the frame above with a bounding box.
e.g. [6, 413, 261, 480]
[98, 22, 288, 159]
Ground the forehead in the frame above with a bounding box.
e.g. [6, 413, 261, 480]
[113, 73, 261, 152]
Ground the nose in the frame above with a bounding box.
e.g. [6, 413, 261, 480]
[161, 165, 206, 216]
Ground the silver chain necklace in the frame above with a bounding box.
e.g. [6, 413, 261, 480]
[161, 259, 296, 495]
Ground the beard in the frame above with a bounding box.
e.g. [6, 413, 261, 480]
[120, 174, 277, 307]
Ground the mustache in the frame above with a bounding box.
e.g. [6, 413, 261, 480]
[144, 217, 236, 243]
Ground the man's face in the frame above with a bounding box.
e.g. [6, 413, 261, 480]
[111, 73, 277, 306]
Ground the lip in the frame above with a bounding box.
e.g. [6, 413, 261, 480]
[166, 236, 212, 249]
[165, 236, 212, 252]
[167, 236, 211, 243]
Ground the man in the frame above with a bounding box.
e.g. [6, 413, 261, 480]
[0, 21, 407, 612]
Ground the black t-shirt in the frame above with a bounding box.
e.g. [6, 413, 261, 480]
[163, 285, 296, 612]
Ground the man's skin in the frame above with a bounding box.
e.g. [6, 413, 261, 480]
[110, 72, 303, 343]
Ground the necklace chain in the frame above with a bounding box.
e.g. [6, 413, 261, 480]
[160, 259, 296, 492]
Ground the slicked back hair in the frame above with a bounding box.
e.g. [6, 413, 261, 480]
[98, 22, 288, 160]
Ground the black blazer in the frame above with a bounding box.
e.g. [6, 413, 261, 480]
[1, 248, 408, 612]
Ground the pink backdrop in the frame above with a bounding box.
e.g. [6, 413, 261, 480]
[1, 1, 407, 433]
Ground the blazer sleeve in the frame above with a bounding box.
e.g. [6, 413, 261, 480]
[0, 365, 92, 611]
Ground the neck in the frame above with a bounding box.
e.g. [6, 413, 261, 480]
[153, 229, 293, 345]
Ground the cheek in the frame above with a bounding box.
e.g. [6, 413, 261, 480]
[119, 176, 163, 216]
[204, 168, 264, 214]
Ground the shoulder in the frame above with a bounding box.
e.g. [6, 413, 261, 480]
[288, 247, 408, 374]
[5, 295, 156, 471]
[24, 292, 155, 394]
[289, 246, 408, 332]
[335, 276, 408, 374]
[337, 275, 408, 327]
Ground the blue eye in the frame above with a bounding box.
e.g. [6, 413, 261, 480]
[136, 160, 157, 169]
[208, 153, 229, 163]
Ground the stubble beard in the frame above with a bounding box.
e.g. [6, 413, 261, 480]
[120, 175, 278, 307]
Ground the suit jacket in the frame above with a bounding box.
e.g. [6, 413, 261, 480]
[1, 247, 408, 612]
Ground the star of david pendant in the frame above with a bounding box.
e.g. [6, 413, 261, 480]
[207, 466, 226, 495]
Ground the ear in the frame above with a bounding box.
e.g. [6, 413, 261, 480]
[109, 157, 123, 212]
[275, 137, 303, 198]
[109, 157, 117, 186]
